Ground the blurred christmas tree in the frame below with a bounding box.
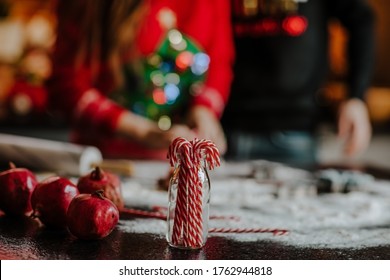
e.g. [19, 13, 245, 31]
[111, 29, 210, 130]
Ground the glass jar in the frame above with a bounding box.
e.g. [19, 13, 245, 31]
[167, 158, 210, 249]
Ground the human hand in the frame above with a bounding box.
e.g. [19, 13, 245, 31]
[187, 105, 227, 155]
[117, 112, 196, 149]
[134, 123, 198, 149]
[337, 98, 372, 156]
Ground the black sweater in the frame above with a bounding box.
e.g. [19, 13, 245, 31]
[222, 0, 375, 132]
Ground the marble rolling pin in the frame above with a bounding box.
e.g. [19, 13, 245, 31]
[0, 133, 133, 176]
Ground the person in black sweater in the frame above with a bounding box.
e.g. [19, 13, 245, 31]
[222, 0, 375, 167]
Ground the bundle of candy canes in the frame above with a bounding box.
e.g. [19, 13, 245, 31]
[167, 137, 220, 248]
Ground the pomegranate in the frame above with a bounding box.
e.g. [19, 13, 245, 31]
[31, 176, 79, 228]
[77, 167, 124, 209]
[0, 162, 38, 216]
[66, 190, 119, 239]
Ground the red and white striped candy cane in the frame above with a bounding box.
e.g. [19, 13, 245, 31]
[120, 208, 166, 220]
[186, 156, 203, 247]
[193, 139, 221, 170]
[168, 137, 192, 247]
[209, 227, 289, 236]
[189, 138, 220, 247]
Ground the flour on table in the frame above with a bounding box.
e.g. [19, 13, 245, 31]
[119, 161, 390, 248]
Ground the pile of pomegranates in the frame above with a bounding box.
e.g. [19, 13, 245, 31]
[0, 164, 121, 240]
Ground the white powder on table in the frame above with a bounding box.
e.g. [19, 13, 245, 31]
[119, 161, 390, 249]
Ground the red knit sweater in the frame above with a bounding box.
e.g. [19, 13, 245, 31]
[47, 0, 234, 159]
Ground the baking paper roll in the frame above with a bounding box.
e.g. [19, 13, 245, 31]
[0, 133, 102, 176]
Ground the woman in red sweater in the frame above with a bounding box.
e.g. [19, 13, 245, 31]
[47, 0, 234, 159]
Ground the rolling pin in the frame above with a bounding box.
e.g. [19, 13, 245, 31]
[0, 133, 133, 176]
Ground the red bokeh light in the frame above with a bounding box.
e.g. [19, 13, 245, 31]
[175, 51, 193, 71]
[152, 88, 167, 105]
[282, 16, 308, 37]
[261, 18, 279, 35]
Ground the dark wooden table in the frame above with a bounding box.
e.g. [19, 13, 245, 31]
[2, 212, 390, 260]
[1, 161, 390, 260]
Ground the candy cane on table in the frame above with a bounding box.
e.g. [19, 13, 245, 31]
[209, 227, 289, 236]
[120, 208, 166, 220]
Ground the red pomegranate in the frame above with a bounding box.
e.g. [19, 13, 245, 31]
[67, 190, 119, 239]
[77, 167, 124, 209]
[0, 162, 38, 216]
[31, 176, 79, 228]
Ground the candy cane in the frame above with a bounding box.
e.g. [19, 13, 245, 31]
[189, 138, 220, 247]
[193, 139, 220, 169]
[168, 137, 192, 167]
[191, 139, 220, 247]
[168, 138, 192, 247]
[172, 161, 190, 246]
[120, 208, 166, 220]
[209, 227, 289, 236]
[187, 161, 203, 247]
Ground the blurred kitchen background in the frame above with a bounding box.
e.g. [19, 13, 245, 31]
[0, 0, 389, 168]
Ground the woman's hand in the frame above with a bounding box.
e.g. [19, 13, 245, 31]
[187, 105, 227, 155]
[143, 124, 197, 149]
[337, 98, 372, 156]
[117, 111, 196, 149]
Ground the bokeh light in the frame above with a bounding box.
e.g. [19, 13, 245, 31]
[191, 52, 210, 75]
[175, 51, 193, 71]
[164, 83, 180, 104]
[152, 88, 167, 105]
[158, 115, 172, 131]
